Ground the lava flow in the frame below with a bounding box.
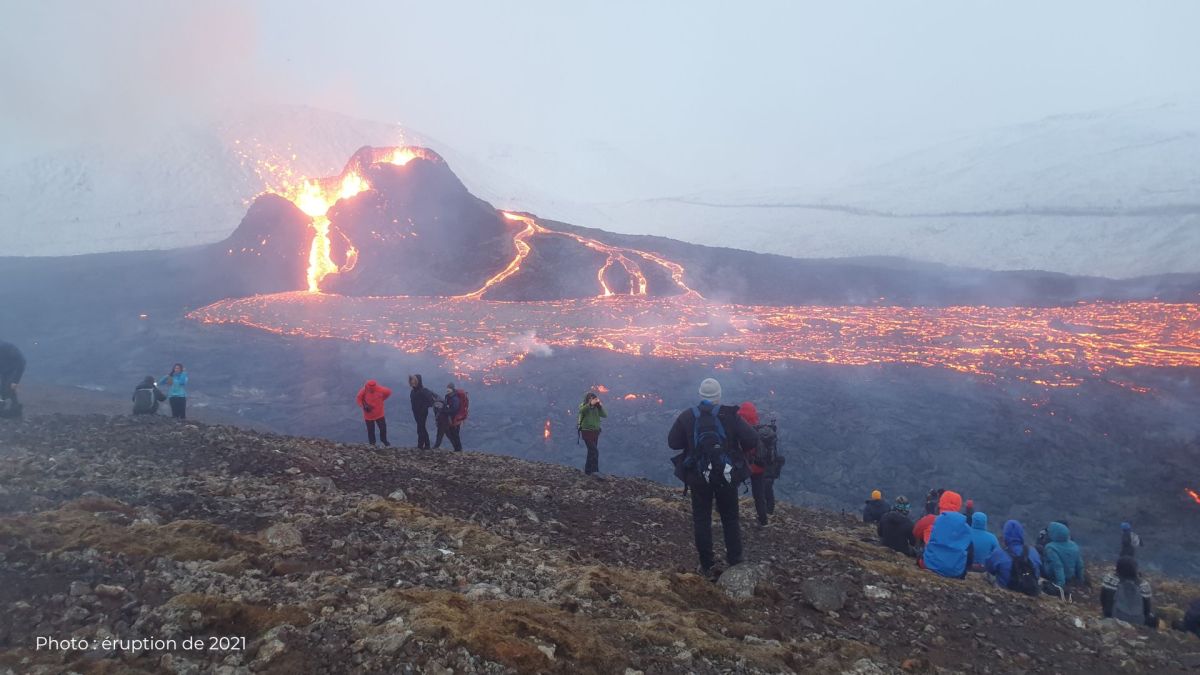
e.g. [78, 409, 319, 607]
[1187, 488, 1200, 505]
[458, 212, 696, 300]
[190, 291, 1200, 387]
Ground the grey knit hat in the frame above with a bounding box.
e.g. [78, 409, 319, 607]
[698, 378, 721, 403]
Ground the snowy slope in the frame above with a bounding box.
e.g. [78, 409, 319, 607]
[563, 102, 1200, 278]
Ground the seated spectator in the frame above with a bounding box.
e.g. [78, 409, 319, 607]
[1101, 556, 1156, 628]
[968, 512, 999, 572]
[878, 496, 917, 556]
[986, 520, 1042, 595]
[862, 489, 889, 524]
[1043, 521, 1086, 590]
[920, 490, 973, 579]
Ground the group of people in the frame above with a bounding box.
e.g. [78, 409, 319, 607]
[4, 341, 1199, 640]
[864, 487, 1199, 635]
[132, 364, 189, 419]
[354, 375, 468, 451]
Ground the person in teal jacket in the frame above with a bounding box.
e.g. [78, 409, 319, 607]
[968, 512, 999, 572]
[159, 363, 189, 420]
[577, 391, 607, 475]
[1043, 521, 1086, 588]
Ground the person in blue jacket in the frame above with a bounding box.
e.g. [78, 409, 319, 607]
[1043, 521, 1086, 589]
[968, 512, 999, 572]
[986, 520, 1043, 591]
[159, 363, 189, 420]
[920, 490, 973, 579]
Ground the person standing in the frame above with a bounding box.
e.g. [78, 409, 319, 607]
[0, 341, 25, 417]
[132, 376, 167, 415]
[736, 401, 772, 527]
[667, 377, 757, 579]
[577, 391, 607, 475]
[356, 379, 392, 447]
[409, 374, 437, 449]
[444, 383, 468, 452]
[158, 363, 189, 420]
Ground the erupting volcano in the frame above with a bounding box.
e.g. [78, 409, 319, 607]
[192, 147, 1200, 391]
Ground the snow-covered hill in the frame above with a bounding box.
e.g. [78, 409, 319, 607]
[3, 101, 1198, 278]
[569, 101, 1200, 278]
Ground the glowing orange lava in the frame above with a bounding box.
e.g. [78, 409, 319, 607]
[1187, 488, 1200, 505]
[189, 291, 1200, 388]
[543, 419, 552, 440]
[458, 213, 696, 300]
[237, 145, 438, 292]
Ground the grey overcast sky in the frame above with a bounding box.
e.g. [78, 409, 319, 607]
[2, 0, 1198, 191]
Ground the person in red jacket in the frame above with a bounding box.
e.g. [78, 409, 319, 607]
[737, 401, 773, 527]
[355, 380, 392, 447]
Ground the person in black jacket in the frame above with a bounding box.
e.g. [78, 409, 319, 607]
[132, 376, 167, 415]
[0, 341, 26, 416]
[408, 374, 438, 449]
[667, 377, 758, 578]
[878, 496, 917, 556]
[863, 489, 889, 524]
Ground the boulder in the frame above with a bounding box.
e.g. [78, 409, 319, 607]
[802, 578, 847, 613]
[264, 523, 303, 549]
[717, 563, 769, 599]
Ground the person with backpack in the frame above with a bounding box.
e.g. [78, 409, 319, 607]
[968, 512, 1000, 572]
[132, 376, 167, 415]
[862, 489, 889, 524]
[1101, 556, 1156, 628]
[986, 519, 1043, 596]
[409, 374, 438, 449]
[920, 490, 973, 579]
[878, 496, 917, 556]
[736, 401, 774, 526]
[443, 383, 468, 452]
[667, 378, 758, 579]
[356, 379, 392, 447]
[158, 363, 189, 419]
[577, 391, 607, 475]
[1043, 521, 1086, 591]
[0, 341, 25, 418]
[1119, 522, 1142, 558]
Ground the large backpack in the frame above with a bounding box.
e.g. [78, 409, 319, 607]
[1008, 548, 1040, 596]
[452, 390, 470, 424]
[684, 405, 747, 487]
[133, 387, 158, 414]
[754, 422, 785, 479]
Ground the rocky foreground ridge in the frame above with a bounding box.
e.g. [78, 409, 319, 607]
[1, 415, 1198, 674]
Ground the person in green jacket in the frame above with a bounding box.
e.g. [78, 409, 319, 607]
[577, 391, 607, 475]
[1043, 521, 1086, 590]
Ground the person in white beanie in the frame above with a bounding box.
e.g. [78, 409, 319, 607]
[667, 377, 759, 579]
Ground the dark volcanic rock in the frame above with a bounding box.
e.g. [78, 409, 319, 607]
[1, 415, 1198, 674]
